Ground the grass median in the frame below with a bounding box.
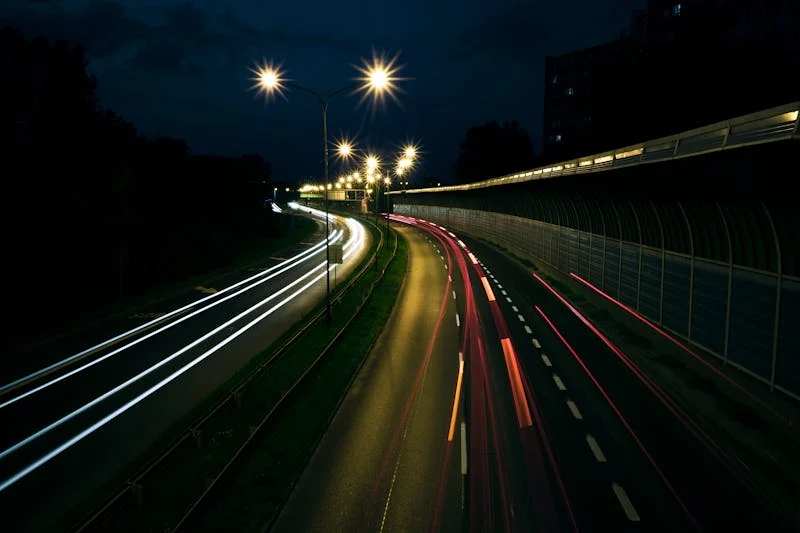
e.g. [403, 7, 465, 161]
[69, 217, 394, 532]
[186, 225, 408, 532]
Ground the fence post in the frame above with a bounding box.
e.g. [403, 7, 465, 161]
[717, 203, 734, 366]
[608, 197, 624, 299]
[650, 201, 666, 324]
[594, 199, 607, 290]
[677, 202, 695, 338]
[551, 195, 562, 271]
[762, 202, 782, 392]
[582, 195, 594, 280]
[629, 200, 644, 312]
[567, 193, 582, 275]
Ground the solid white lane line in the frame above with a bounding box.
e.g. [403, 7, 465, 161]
[456, 313, 461, 328]
[586, 434, 607, 462]
[542, 354, 552, 367]
[612, 483, 640, 521]
[566, 400, 583, 420]
[524, 325, 532, 335]
[553, 374, 566, 390]
[532, 339, 541, 349]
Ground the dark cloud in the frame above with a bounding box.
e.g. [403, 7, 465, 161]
[0, 1, 150, 58]
[458, 5, 556, 62]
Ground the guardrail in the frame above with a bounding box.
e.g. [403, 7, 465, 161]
[393, 101, 799, 194]
[73, 215, 386, 532]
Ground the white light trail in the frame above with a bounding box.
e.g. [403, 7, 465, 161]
[1, 207, 336, 396]
[0, 218, 365, 490]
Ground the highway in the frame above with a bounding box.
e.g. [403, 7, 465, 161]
[0, 203, 370, 532]
[272, 213, 792, 533]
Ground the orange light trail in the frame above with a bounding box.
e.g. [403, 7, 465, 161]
[500, 338, 533, 427]
[447, 356, 465, 441]
[480, 277, 496, 301]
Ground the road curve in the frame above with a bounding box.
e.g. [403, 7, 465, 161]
[272, 223, 463, 533]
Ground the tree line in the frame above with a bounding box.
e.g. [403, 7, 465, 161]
[1, 27, 282, 347]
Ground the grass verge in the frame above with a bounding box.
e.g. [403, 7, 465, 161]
[185, 226, 408, 532]
[68, 217, 391, 532]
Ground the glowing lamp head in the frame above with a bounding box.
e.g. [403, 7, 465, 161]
[249, 61, 288, 101]
[366, 155, 379, 171]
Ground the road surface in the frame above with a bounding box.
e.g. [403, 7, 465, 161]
[273, 223, 463, 533]
[455, 220, 790, 532]
[0, 204, 370, 532]
[275, 213, 792, 532]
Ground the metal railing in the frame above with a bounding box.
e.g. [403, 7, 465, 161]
[392, 101, 799, 195]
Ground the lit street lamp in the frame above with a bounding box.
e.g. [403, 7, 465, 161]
[250, 52, 406, 325]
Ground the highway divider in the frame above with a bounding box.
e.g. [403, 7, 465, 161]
[68, 216, 393, 532]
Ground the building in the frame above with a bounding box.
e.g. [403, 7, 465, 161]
[542, 36, 643, 162]
[542, 0, 799, 163]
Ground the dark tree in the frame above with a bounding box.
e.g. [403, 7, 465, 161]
[1, 27, 282, 350]
[454, 120, 536, 185]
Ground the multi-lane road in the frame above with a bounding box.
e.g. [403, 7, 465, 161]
[0, 204, 369, 532]
[2, 206, 792, 532]
[273, 215, 792, 532]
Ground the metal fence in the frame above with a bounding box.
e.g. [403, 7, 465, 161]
[394, 203, 800, 401]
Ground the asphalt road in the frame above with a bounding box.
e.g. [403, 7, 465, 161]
[272, 223, 464, 533]
[289, 214, 787, 533]
[457, 229, 792, 532]
[0, 205, 370, 532]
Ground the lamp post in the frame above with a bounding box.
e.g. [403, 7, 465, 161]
[384, 176, 391, 233]
[251, 52, 404, 325]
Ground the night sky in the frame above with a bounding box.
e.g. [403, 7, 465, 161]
[3, 0, 643, 183]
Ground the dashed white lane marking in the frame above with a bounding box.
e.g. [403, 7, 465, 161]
[586, 434, 607, 462]
[612, 483, 640, 521]
[532, 339, 541, 349]
[452, 290, 457, 301]
[501, 290, 507, 296]
[541, 354, 552, 367]
[553, 374, 566, 390]
[497, 284, 503, 289]
[512, 305, 519, 312]
[506, 297, 512, 303]
[448, 275, 452, 282]
[456, 313, 461, 328]
[566, 400, 583, 420]
[524, 325, 532, 335]
[517, 314, 525, 322]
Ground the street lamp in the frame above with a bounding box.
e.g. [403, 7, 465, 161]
[250, 52, 406, 325]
